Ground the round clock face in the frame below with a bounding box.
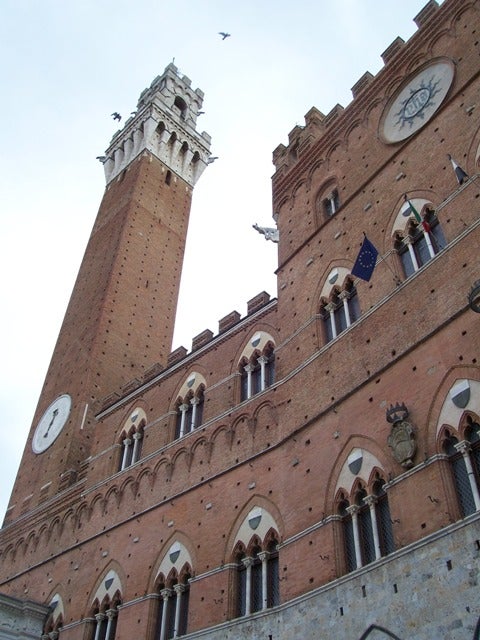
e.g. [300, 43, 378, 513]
[380, 59, 454, 144]
[32, 394, 72, 454]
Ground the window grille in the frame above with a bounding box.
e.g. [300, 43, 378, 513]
[252, 362, 262, 396]
[165, 593, 175, 640]
[237, 563, 247, 617]
[376, 491, 395, 556]
[339, 500, 356, 572]
[358, 503, 375, 565]
[445, 435, 476, 516]
[174, 411, 182, 440]
[267, 553, 280, 607]
[467, 422, 480, 484]
[240, 367, 248, 402]
[251, 558, 263, 613]
[194, 392, 204, 429]
[178, 585, 189, 636]
[98, 617, 108, 640]
[265, 351, 275, 387]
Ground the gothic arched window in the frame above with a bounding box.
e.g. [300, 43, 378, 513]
[338, 478, 394, 574]
[91, 598, 120, 640]
[174, 386, 205, 440]
[373, 479, 395, 556]
[239, 343, 275, 402]
[156, 570, 191, 640]
[323, 188, 340, 218]
[320, 279, 361, 344]
[395, 205, 446, 278]
[338, 496, 356, 573]
[118, 413, 145, 472]
[444, 422, 480, 517]
[316, 184, 341, 222]
[234, 535, 279, 618]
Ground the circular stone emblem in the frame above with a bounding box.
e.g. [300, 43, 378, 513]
[380, 59, 454, 144]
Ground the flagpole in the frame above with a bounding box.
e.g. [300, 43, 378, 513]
[376, 251, 402, 286]
[355, 231, 401, 285]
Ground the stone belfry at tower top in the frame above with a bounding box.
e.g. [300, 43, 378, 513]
[5, 64, 211, 519]
[102, 62, 211, 186]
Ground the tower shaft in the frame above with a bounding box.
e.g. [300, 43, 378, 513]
[5, 65, 211, 521]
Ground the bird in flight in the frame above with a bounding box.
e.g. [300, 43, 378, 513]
[111, 112, 122, 121]
[218, 32, 231, 40]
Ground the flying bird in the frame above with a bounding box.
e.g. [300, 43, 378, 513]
[111, 112, 122, 121]
[218, 32, 231, 40]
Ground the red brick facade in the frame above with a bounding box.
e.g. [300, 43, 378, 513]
[1, 2, 480, 639]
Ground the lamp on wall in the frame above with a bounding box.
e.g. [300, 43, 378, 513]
[468, 280, 480, 313]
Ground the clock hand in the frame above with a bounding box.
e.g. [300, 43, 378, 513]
[44, 408, 59, 438]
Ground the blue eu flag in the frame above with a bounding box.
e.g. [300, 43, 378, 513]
[351, 236, 378, 282]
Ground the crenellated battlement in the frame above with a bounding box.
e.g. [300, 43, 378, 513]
[271, 0, 444, 201]
[101, 63, 212, 186]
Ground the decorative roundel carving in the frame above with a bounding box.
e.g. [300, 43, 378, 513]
[380, 59, 455, 144]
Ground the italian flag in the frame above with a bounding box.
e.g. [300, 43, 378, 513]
[404, 195, 431, 233]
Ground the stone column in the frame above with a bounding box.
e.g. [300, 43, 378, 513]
[179, 404, 190, 438]
[455, 440, 480, 510]
[105, 608, 117, 640]
[258, 551, 270, 610]
[121, 437, 132, 470]
[339, 291, 351, 328]
[159, 589, 173, 640]
[190, 397, 200, 431]
[346, 505, 362, 569]
[242, 557, 254, 615]
[244, 365, 254, 400]
[258, 356, 268, 392]
[406, 237, 420, 271]
[424, 227, 435, 258]
[173, 584, 186, 637]
[326, 303, 337, 339]
[364, 495, 381, 560]
[93, 613, 106, 640]
[327, 192, 338, 216]
[132, 431, 143, 464]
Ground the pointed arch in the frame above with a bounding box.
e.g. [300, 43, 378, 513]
[43, 591, 65, 634]
[358, 624, 403, 640]
[150, 533, 195, 639]
[318, 266, 361, 344]
[434, 376, 480, 521]
[226, 498, 281, 618]
[329, 438, 395, 575]
[116, 406, 146, 471]
[236, 331, 276, 402]
[172, 371, 207, 440]
[390, 193, 446, 280]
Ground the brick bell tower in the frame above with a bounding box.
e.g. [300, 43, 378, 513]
[4, 64, 211, 524]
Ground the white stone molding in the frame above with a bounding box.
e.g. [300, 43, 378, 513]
[101, 64, 211, 186]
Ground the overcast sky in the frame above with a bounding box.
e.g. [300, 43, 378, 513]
[0, 0, 433, 521]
